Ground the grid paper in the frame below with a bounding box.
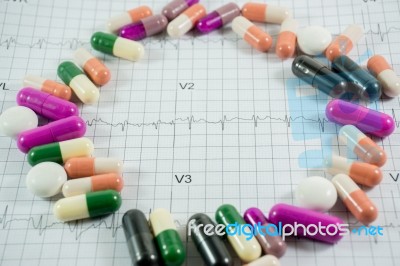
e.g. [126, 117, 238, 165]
[1, 0, 400, 265]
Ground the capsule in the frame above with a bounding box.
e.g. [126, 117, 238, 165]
[74, 48, 111, 86]
[27, 137, 93, 166]
[325, 25, 364, 61]
[325, 155, 383, 187]
[149, 209, 185, 266]
[196, 3, 240, 33]
[188, 213, 233, 266]
[243, 208, 286, 258]
[268, 203, 344, 243]
[17, 87, 78, 121]
[326, 99, 395, 137]
[122, 210, 160, 266]
[91, 32, 144, 62]
[292, 55, 348, 98]
[243, 255, 280, 266]
[332, 174, 378, 225]
[64, 157, 123, 178]
[106, 6, 153, 33]
[57, 61, 99, 104]
[62, 173, 123, 197]
[339, 125, 387, 167]
[276, 18, 298, 59]
[119, 15, 168, 41]
[241, 2, 291, 24]
[215, 204, 261, 263]
[53, 190, 121, 222]
[23, 75, 72, 100]
[332, 55, 382, 101]
[232, 16, 272, 52]
[367, 55, 400, 97]
[17, 116, 86, 153]
[167, 4, 207, 38]
[162, 0, 199, 20]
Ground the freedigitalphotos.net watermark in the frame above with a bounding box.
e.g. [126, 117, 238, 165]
[188, 220, 384, 241]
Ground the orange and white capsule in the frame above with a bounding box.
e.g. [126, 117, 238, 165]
[232, 16, 272, 52]
[339, 125, 387, 167]
[74, 48, 111, 86]
[64, 157, 123, 179]
[62, 173, 124, 197]
[325, 25, 363, 61]
[167, 3, 206, 38]
[326, 155, 382, 187]
[106, 6, 153, 33]
[241, 3, 291, 24]
[367, 55, 400, 97]
[276, 18, 298, 59]
[23, 75, 72, 100]
[332, 174, 378, 225]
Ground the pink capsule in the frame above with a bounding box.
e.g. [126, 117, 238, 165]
[17, 116, 86, 153]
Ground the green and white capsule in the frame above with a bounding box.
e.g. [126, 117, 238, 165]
[91, 32, 144, 61]
[27, 137, 94, 166]
[53, 190, 122, 222]
[57, 61, 99, 104]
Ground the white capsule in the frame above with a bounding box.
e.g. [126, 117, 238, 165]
[0, 106, 38, 138]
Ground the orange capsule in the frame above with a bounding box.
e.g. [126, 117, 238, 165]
[64, 157, 123, 178]
[367, 55, 400, 97]
[232, 16, 272, 52]
[325, 25, 363, 61]
[332, 174, 378, 225]
[106, 6, 153, 33]
[241, 2, 291, 24]
[24, 75, 72, 100]
[276, 18, 298, 59]
[74, 48, 111, 86]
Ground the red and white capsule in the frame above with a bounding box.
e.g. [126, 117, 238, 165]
[367, 55, 400, 97]
[232, 16, 272, 52]
[23, 75, 72, 100]
[241, 2, 291, 24]
[167, 3, 206, 38]
[74, 48, 111, 86]
[276, 18, 298, 59]
[106, 6, 153, 33]
[325, 24, 363, 61]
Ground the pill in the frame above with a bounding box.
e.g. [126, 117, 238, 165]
[106, 6, 152, 33]
[122, 209, 160, 266]
[162, 0, 199, 21]
[62, 173, 123, 197]
[17, 87, 78, 120]
[119, 15, 168, 41]
[23, 75, 72, 100]
[17, 116, 86, 153]
[297, 26, 332, 56]
[74, 48, 111, 86]
[332, 55, 382, 102]
[0, 106, 38, 138]
[64, 157, 123, 178]
[276, 18, 298, 59]
[325, 155, 383, 187]
[53, 190, 121, 222]
[243, 208, 287, 258]
[243, 255, 280, 266]
[325, 24, 364, 61]
[215, 204, 261, 263]
[27, 137, 94, 166]
[167, 4, 207, 38]
[268, 203, 344, 243]
[367, 55, 400, 97]
[295, 176, 337, 211]
[196, 3, 240, 33]
[91, 32, 144, 62]
[326, 99, 395, 138]
[188, 213, 233, 266]
[232, 16, 272, 52]
[292, 55, 348, 98]
[241, 2, 291, 24]
[339, 125, 387, 167]
[332, 174, 378, 225]
[57, 61, 99, 104]
[149, 209, 186, 266]
[26, 162, 67, 198]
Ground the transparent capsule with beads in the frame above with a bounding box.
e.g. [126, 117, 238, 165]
[119, 15, 168, 41]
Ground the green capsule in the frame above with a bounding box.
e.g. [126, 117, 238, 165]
[215, 204, 246, 226]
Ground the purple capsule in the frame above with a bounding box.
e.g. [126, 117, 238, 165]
[268, 203, 344, 244]
[17, 116, 86, 153]
[197, 2, 240, 33]
[119, 15, 168, 41]
[244, 207, 287, 258]
[17, 88, 78, 121]
[162, 0, 200, 21]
